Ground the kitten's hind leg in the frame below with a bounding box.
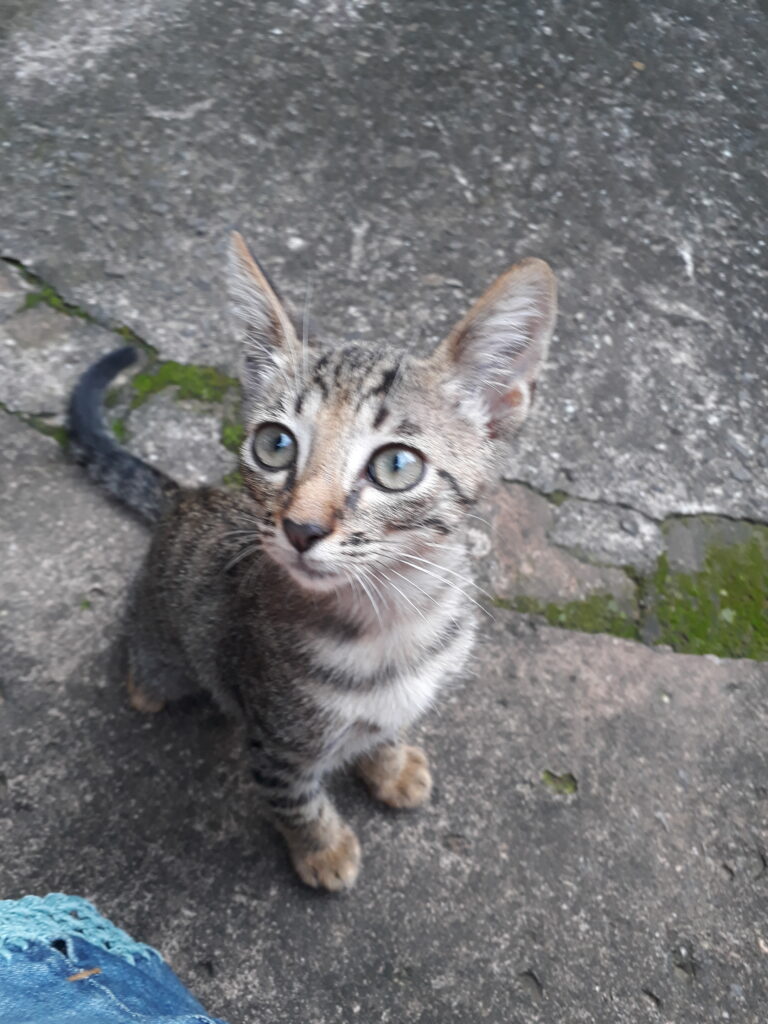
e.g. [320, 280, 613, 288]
[250, 742, 361, 891]
[126, 670, 165, 714]
[358, 742, 433, 809]
[125, 635, 199, 714]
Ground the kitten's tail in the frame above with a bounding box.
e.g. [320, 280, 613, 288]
[68, 347, 180, 524]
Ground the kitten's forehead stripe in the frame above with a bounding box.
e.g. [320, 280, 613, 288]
[311, 353, 331, 398]
[395, 419, 422, 437]
[372, 405, 389, 429]
[356, 365, 399, 410]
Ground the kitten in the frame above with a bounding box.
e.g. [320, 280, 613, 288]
[68, 233, 556, 891]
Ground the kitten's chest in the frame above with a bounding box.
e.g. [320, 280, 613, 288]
[304, 612, 476, 737]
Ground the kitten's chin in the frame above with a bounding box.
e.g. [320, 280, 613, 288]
[267, 549, 345, 594]
[287, 565, 343, 594]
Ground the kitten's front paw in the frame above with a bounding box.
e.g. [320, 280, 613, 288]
[291, 825, 361, 892]
[362, 745, 433, 809]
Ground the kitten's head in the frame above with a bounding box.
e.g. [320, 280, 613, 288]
[227, 232, 556, 595]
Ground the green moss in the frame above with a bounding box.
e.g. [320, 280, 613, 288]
[0, 400, 69, 447]
[79, 598, 92, 611]
[552, 595, 639, 638]
[22, 414, 69, 448]
[22, 285, 89, 319]
[104, 386, 122, 409]
[643, 529, 768, 660]
[114, 324, 142, 343]
[547, 489, 570, 507]
[495, 518, 768, 660]
[497, 593, 639, 640]
[5, 259, 160, 360]
[221, 420, 245, 454]
[542, 770, 578, 795]
[111, 418, 128, 443]
[130, 361, 238, 408]
[7, 259, 89, 318]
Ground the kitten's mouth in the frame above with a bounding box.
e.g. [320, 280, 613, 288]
[295, 561, 334, 581]
[287, 558, 344, 592]
[267, 546, 343, 591]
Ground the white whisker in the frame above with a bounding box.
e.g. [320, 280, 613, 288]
[398, 558, 494, 620]
[397, 553, 493, 599]
[419, 540, 468, 554]
[383, 566, 438, 619]
[350, 564, 384, 630]
[463, 512, 492, 527]
[302, 277, 313, 382]
[223, 541, 263, 573]
[371, 566, 428, 622]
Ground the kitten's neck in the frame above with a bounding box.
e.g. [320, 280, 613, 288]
[331, 537, 471, 637]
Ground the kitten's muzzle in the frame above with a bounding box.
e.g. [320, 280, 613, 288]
[283, 518, 331, 554]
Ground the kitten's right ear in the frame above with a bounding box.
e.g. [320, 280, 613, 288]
[432, 257, 556, 438]
[227, 232, 298, 394]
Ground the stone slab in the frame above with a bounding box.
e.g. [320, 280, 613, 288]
[547, 497, 664, 575]
[477, 483, 638, 612]
[1, 0, 766, 522]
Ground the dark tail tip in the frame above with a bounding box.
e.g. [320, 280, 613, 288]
[68, 346, 138, 443]
[67, 346, 178, 524]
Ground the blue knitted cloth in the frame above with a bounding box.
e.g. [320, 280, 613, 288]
[0, 894, 228, 1024]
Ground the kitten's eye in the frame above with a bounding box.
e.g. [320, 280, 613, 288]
[252, 423, 297, 470]
[367, 446, 425, 492]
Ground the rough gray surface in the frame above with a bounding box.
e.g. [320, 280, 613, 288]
[1, 0, 767, 521]
[1, 2, 767, 1023]
[0, 260, 30, 318]
[128, 391, 236, 488]
[0, 415, 145, 681]
[0, 299, 119, 420]
[1, 423, 767, 1024]
[547, 497, 665, 575]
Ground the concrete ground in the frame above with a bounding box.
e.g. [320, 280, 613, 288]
[1, 2, 766, 1022]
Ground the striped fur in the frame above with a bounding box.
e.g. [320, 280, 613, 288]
[72, 233, 556, 890]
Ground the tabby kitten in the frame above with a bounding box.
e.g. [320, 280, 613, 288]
[69, 233, 556, 891]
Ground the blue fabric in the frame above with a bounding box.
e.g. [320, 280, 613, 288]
[0, 895, 228, 1024]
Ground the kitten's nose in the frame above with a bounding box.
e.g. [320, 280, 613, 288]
[283, 518, 330, 553]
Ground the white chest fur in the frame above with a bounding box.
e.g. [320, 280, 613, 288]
[305, 610, 476, 737]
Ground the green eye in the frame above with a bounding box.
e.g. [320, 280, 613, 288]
[252, 423, 297, 470]
[367, 446, 425, 492]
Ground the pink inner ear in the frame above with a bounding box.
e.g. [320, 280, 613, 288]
[488, 384, 526, 439]
[505, 386, 525, 409]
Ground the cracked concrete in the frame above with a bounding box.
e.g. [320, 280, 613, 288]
[547, 497, 664, 574]
[478, 483, 639, 613]
[0, 274, 120, 421]
[1, 1, 767, 1022]
[1, 0, 766, 522]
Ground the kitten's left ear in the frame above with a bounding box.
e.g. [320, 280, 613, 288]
[434, 258, 556, 437]
[227, 232, 299, 397]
